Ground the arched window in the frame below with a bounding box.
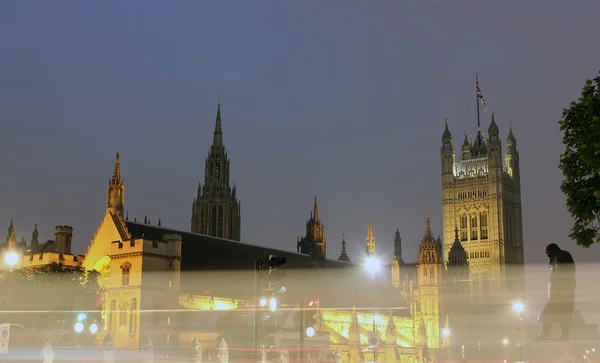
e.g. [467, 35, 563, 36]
[430, 267, 435, 280]
[118, 302, 129, 326]
[129, 298, 137, 338]
[121, 262, 131, 286]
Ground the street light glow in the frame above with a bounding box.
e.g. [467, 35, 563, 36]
[512, 301, 524, 313]
[4, 252, 18, 267]
[89, 323, 98, 334]
[269, 297, 277, 312]
[74, 322, 84, 333]
[442, 328, 450, 337]
[502, 338, 509, 345]
[364, 256, 382, 276]
[259, 298, 267, 307]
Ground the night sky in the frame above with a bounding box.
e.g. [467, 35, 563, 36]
[1, 1, 600, 265]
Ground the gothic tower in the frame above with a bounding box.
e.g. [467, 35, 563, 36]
[440, 113, 524, 300]
[107, 153, 124, 216]
[6, 220, 16, 250]
[365, 220, 376, 256]
[191, 103, 241, 241]
[297, 197, 326, 261]
[416, 218, 443, 350]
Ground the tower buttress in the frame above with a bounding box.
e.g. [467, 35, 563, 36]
[365, 220, 376, 256]
[191, 103, 241, 240]
[107, 153, 125, 216]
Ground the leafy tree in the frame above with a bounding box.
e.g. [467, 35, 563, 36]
[0, 262, 103, 346]
[559, 72, 600, 247]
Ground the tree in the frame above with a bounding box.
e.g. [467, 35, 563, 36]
[559, 71, 600, 247]
[0, 262, 103, 346]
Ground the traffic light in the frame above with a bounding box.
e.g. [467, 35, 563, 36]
[304, 299, 318, 337]
[266, 255, 287, 295]
[73, 312, 98, 335]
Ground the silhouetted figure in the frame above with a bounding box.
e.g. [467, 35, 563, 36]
[536, 243, 576, 340]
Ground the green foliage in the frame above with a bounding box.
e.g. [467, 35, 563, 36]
[559, 72, 600, 247]
[0, 262, 103, 342]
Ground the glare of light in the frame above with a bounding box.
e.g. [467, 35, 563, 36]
[587, 350, 590, 354]
[306, 327, 315, 338]
[584, 356, 587, 359]
[77, 313, 87, 322]
[215, 303, 232, 311]
[259, 298, 267, 307]
[512, 301, 524, 313]
[89, 323, 98, 334]
[4, 252, 18, 267]
[308, 300, 315, 307]
[269, 297, 277, 312]
[592, 349, 596, 352]
[74, 322, 84, 333]
[442, 328, 450, 337]
[502, 338, 509, 346]
[364, 256, 382, 276]
[374, 314, 381, 324]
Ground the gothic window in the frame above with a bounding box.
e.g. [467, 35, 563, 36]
[471, 215, 478, 228]
[121, 262, 131, 286]
[481, 212, 489, 239]
[430, 267, 435, 280]
[460, 215, 468, 229]
[129, 298, 137, 338]
[118, 302, 129, 326]
[471, 230, 478, 240]
[423, 268, 428, 277]
[218, 205, 224, 238]
[215, 163, 221, 182]
[101, 265, 110, 288]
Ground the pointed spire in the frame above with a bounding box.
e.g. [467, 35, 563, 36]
[158, 219, 162, 227]
[461, 131, 470, 150]
[394, 228, 403, 263]
[507, 123, 516, 146]
[488, 111, 499, 135]
[6, 219, 16, 248]
[442, 118, 452, 141]
[425, 218, 432, 238]
[366, 220, 376, 256]
[32, 223, 39, 246]
[313, 196, 319, 221]
[448, 225, 468, 266]
[111, 153, 122, 185]
[212, 102, 223, 147]
[338, 234, 351, 262]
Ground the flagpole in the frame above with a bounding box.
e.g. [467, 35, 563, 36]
[476, 72, 481, 128]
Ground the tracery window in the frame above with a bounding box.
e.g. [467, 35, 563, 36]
[129, 298, 137, 338]
[119, 302, 129, 326]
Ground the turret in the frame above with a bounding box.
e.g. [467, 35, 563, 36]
[365, 220, 376, 256]
[461, 132, 471, 161]
[487, 112, 502, 169]
[441, 119, 455, 178]
[54, 225, 73, 256]
[31, 224, 40, 250]
[505, 124, 520, 178]
[394, 228, 403, 264]
[6, 219, 16, 250]
[338, 234, 351, 262]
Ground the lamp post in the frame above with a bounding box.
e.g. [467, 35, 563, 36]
[364, 256, 381, 363]
[502, 338, 509, 363]
[512, 302, 524, 363]
[442, 328, 450, 362]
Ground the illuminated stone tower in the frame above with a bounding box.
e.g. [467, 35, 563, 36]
[191, 103, 241, 241]
[107, 153, 125, 216]
[441, 113, 524, 299]
[416, 219, 443, 349]
[365, 220, 376, 256]
[297, 197, 326, 261]
[6, 220, 16, 250]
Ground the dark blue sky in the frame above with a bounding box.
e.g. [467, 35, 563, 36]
[1, 1, 599, 264]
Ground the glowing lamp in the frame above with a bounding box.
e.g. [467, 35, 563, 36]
[512, 301, 524, 313]
[305, 327, 315, 338]
[442, 328, 450, 337]
[74, 322, 84, 333]
[4, 252, 18, 267]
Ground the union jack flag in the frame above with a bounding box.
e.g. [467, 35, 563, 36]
[476, 74, 487, 112]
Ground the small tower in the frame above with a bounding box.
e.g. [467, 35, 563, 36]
[365, 220, 376, 256]
[6, 219, 16, 250]
[338, 234, 351, 262]
[394, 228, 403, 264]
[107, 153, 125, 216]
[54, 225, 73, 257]
[416, 218, 443, 349]
[391, 228, 403, 289]
[31, 224, 40, 251]
[297, 197, 326, 261]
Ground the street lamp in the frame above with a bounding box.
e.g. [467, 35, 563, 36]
[4, 252, 18, 268]
[502, 338, 509, 362]
[512, 301, 524, 362]
[442, 328, 450, 361]
[363, 256, 382, 362]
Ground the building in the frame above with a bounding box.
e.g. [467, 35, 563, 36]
[296, 197, 326, 262]
[191, 103, 241, 241]
[440, 113, 524, 300]
[0, 220, 83, 269]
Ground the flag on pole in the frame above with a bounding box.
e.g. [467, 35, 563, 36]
[476, 74, 487, 112]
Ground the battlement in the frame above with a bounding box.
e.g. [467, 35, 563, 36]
[108, 234, 182, 258]
[55, 225, 73, 233]
[21, 251, 83, 268]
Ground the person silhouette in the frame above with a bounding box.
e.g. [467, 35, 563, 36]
[535, 243, 576, 340]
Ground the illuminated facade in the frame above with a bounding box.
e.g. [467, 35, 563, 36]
[440, 114, 524, 299]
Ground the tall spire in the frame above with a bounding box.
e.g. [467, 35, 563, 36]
[394, 228, 403, 263]
[338, 234, 351, 262]
[6, 219, 16, 249]
[31, 224, 39, 246]
[313, 196, 319, 222]
[365, 220, 376, 256]
[213, 102, 223, 147]
[107, 153, 125, 216]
